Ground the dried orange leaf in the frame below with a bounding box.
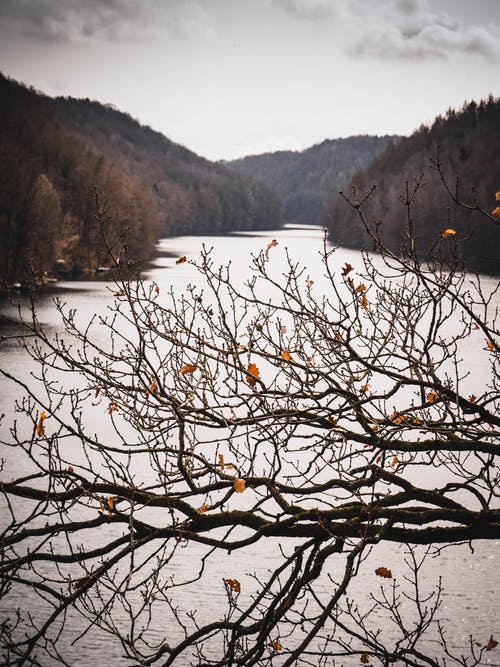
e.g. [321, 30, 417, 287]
[360, 655, 370, 665]
[486, 635, 498, 651]
[468, 394, 477, 403]
[359, 293, 368, 309]
[218, 453, 225, 470]
[108, 401, 119, 414]
[355, 283, 367, 293]
[234, 478, 246, 493]
[427, 391, 439, 404]
[486, 339, 495, 351]
[154, 284, 160, 295]
[179, 364, 197, 375]
[375, 566, 393, 578]
[360, 384, 370, 394]
[492, 207, 500, 218]
[146, 379, 158, 397]
[273, 641, 283, 651]
[224, 578, 241, 593]
[389, 410, 406, 425]
[106, 497, 117, 515]
[281, 350, 292, 361]
[442, 228, 456, 237]
[496, 191, 500, 201]
[198, 503, 209, 513]
[36, 411, 47, 437]
[246, 362, 260, 387]
[176, 256, 187, 264]
[342, 262, 353, 277]
[265, 239, 278, 257]
[391, 455, 399, 467]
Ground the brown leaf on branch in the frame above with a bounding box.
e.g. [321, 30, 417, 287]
[224, 578, 241, 593]
[359, 293, 368, 309]
[108, 401, 118, 414]
[442, 228, 456, 237]
[272, 641, 283, 651]
[496, 191, 500, 201]
[360, 655, 370, 665]
[176, 256, 187, 264]
[486, 636, 498, 651]
[375, 566, 393, 578]
[198, 503, 209, 513]
[106, 497, 117, 515]
[246, 362, 260, 387]
[342, 262, 353, 277]
[36, 411, 47, 437]
[234, 478, 246, 493]
[146, 379, 157, 397]
[486, 339, 495, 351]
[218, 453, 225, 470]
[427, 391, 439, 404]
[179, 364, 197, 375]
[355, 283, 367, 293]
[265, 239, 278, 257]
[281, 350, 292, 361]
[492, 207, 500, 219]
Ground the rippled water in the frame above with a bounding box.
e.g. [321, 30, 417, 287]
[1, 226, 499, 665]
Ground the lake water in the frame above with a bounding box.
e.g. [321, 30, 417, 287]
[0, 225, 499, 666]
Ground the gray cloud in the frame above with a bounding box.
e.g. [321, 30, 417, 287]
[273, 0, 338, 21]
[348, 0, 500, 61]
[0, 0, 214, 43]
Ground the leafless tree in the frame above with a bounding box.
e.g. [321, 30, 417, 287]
[0, 186, 499, 666]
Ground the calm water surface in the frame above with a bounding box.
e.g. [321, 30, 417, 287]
[1, 226, 499, 665]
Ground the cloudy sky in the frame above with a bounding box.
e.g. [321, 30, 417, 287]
[0, 0, 499, 160]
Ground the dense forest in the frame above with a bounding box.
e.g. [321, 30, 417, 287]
[326, 97, 500, 274]
[227, 135, 400, 225]
[0, 73, 283, 286]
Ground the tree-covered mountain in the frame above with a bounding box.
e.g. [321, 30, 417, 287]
[326, 98, 500, 274]
[0, 73, 283, 286]
[226, 135, 400, 225]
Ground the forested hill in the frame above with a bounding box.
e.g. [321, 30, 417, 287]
[226, 135, 400, 225]
[0, 73, 283, 286]
[326, 98, 500, 275]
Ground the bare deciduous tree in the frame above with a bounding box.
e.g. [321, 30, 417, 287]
[1, 187, 499, 666]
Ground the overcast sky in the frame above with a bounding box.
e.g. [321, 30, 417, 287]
[0, 0, 499, 160]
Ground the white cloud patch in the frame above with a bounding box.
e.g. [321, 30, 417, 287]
[0, 0, 215, 43]
[348, 0, 500, 61]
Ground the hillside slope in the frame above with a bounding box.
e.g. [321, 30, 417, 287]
[0, 73, 283, 286]
[227, 135, 400, 225]
[50, 96, 283, 236]
[326, 98, 500, 274]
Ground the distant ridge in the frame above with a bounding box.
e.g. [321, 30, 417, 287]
[226, 135, 401, 225]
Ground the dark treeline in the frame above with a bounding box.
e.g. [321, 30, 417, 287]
[226, 135, 400, 225]
[0, 73, 283, 286]
[50, 96, 283, 236]
[326, 97, 500, 275]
